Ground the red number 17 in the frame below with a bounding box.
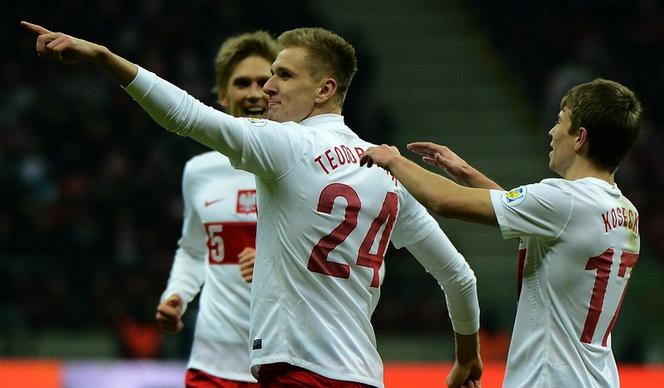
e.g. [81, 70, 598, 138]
[581, 248, 638, 346]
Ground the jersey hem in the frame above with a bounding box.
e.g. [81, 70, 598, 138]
[188, 360, 257, 383]
[252, 355, 382, 388]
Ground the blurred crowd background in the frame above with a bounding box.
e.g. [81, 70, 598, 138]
[2, 0, 662, 364]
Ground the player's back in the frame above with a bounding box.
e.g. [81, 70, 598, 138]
[121, 71, 437, 387]
[506, 177, 639, 387]
[246, 114, 421, 387]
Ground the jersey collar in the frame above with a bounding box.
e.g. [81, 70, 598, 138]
[299, 113, 345, 128]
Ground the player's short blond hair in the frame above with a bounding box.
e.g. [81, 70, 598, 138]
[213, 31, 279, 95]
[278, 28, 358, 107]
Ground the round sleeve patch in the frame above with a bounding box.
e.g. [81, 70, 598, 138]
[502, 186, 527, 206]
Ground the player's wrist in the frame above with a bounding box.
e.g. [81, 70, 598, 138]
[89, 44, 111, 65]
[385, 154, 406, 173]
[454, 331, 481, 364]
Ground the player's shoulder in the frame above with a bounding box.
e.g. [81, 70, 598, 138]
[186, 151, 231, 168]
[244, 117, 303, 132]
[540, 177, 618, 198]
[497, 178, 571, 207]
[183, 151, 232, 176]
[573, 178, 638, 210]
[528, 177, 574, 194]
[301, 114, 359, 139]
[537, 177, 566, 187]
[514, 177, 617, 208]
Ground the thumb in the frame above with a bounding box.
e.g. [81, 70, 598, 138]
[20, 21, 52, 35]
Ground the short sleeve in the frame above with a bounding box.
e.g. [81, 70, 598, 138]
[490, 181, 574, 240]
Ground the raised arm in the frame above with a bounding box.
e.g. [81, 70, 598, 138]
[21, 21, 268, 174]
[21, 21, 137, 86]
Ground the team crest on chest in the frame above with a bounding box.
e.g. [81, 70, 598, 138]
[237, 189, 257, 214]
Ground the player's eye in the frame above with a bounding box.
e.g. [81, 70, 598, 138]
[233, 78, 251, 88]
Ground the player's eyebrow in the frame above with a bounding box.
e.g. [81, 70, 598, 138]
[272, 65, 296, 77]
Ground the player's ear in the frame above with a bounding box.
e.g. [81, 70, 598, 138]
[315, 78, 337, 104]
[574, 126, 589, 152]
[218, 89, 229, 109]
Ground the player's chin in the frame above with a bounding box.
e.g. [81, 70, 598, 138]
[266, 109, 280, 121]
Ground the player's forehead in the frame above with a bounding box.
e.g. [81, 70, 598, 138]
[558, 108, 572, 122]
[229, 55, 272, 80]
[271, 47, 309, 73]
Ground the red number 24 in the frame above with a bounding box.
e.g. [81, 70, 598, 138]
[307, 183, 398, 288]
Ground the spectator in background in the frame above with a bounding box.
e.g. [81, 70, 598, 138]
[155, 32, 278, 387]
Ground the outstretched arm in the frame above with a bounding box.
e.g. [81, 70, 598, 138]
[361, 145, 497, 225]
[408, 142, 503, 190]
[21, 21, 137, 86]
[22, 21, 267, 174]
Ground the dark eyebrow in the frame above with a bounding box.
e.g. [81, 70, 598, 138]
[273, 65, 295, 76]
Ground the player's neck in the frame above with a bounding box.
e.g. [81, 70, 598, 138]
[305, 101, 341, 120]
[563, 158, 614, 185]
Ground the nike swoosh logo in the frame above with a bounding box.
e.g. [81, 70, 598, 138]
[204, 198, 225, 207]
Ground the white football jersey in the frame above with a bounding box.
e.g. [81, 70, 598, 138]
[490, 177, 640, 388]
[126, 67, 479, 388]
[160, 151, 257, 382]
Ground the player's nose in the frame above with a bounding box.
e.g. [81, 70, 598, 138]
[248, 83, 264, 100]
[263, 75, 277, 96]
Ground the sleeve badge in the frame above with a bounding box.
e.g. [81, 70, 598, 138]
[502, 186, 527, 206]
[246, 118, 268, 127]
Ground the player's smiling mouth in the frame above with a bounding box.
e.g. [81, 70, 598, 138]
[244, 106, 266, 117]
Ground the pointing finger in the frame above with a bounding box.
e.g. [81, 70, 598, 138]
[20, 21, 53, 35]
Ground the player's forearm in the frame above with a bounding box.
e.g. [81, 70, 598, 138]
[89, 45, 138, 86]
[161, 247, 206, 311]
[388, 157, 497, 225]
[387, 157, 461, 214]
[407, 230, 480, 335]
[459, 164, 503, 190]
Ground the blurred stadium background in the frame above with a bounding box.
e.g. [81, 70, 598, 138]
[2, 0, 664, 386]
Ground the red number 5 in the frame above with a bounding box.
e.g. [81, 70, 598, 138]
[307, 183, 398, 287]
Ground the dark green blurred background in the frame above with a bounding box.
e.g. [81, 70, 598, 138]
[2, 0, 662, 363]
